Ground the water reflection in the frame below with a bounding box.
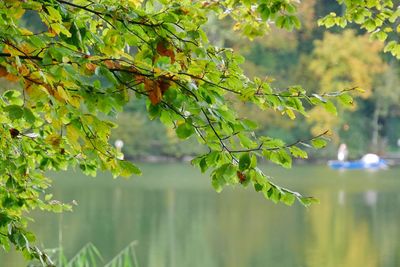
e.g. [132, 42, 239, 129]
[364, 190, 378, 206]
[338, 190, 346, 206]
[306, 188, 379, 267]
[1, 165, 400, 267]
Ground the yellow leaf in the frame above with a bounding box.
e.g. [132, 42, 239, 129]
[233, 22, 241, 31]
[285, 109, 296, 120]
[46, 6, 62, 22]
[50, 24, 61, 35]
[13, 7, 25, 19]
[66, 125, 81, 149]
[24, 84, 48, 101]
[57, 86, 70, 101]
[69, 96, 82, 108]
[83, 114, 94, 124]
[18, 65, 30, 76]
[127, 0, 143, 7]
[45, 134, 61, 148]
[19, 28, 33, 36]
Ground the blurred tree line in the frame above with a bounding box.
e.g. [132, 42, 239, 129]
[8, 0, 400, 161]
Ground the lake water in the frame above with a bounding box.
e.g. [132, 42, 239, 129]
[2, 164, 400, 267]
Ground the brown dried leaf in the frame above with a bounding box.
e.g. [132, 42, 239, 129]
[85, 63, 97, 73]
[156, 41, 175, 63]
[144, 78, 162, 105]
[104, 60, 120, 69]
[0, 66, 8, 77]
[237, 171, 246, 184]
[159, 79, 171, 94]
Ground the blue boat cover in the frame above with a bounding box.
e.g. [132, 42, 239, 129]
[328, 159, 388, 170]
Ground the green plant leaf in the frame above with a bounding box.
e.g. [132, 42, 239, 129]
[119, 161, 142, 177]
[311, 138, 327, 149]
[5, 105, 24, 120]
[176, 122, 195, 139]
[239, 153, 251, 171]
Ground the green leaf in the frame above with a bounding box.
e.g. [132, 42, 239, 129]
[211, 175, 223, 193]
[119, 161, 142, 177]
[324, 101, 337, 115]
[338, 17, 347, 27]
[311, 93, 327, 103]
[199, 157, 208, 173]
[205, 151, 221, 168]
[299, 197, 320, 207]
[266, 188, 281, 203]
[267, 149, 292, 168]
[371, 30, 387, 41]
[3, 90, 21, 100]
[363, 19, 376, 32]
[223, 164, 237, 183]
[276, 16, 286, 28]
[338, 94, 353, 106]
[239, 153, 251, 171]
[238, 133, 256, 148]
[5, 105, 24, 120]
[213, 163, 237, 184]
[281, 193, 296, 206]
[241, 119, 258, 130]
[257, 4, 271, 20]
[46, 6, 62, 22]
[23, 108, 36, 123]
[176, 122, 195, 139]
[250, 154, 257, 168]
[261, 137, 285, 148]
[80, 163, 97, 177]
[285, 4, 296, 14]
[311, 138, 327, 149]
[289, 146, 308, 159]
[290, 16, 301, 29]
[254, 183, 263, 192]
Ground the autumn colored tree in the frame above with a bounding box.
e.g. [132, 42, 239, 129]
[307, 30, 386, 142]
[0, 0, 399, 264]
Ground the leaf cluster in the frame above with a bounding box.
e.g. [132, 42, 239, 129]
[319, 0, 400, 58]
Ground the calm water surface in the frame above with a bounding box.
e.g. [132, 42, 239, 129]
[2, 164, 400, 267]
